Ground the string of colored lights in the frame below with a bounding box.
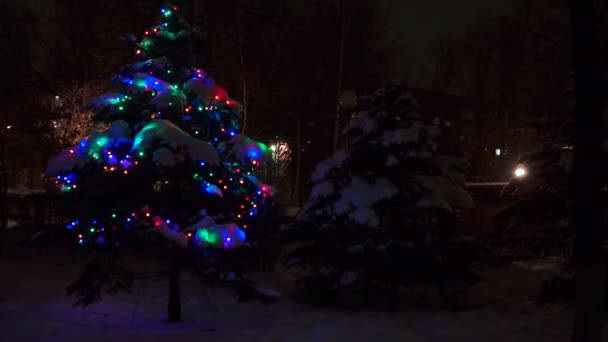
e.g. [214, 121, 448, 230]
[49, 4, 272, 248]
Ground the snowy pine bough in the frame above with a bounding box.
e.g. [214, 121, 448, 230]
[44, 5, 279, 318]
[285, 85, 485, 306]
[45, 5, 273, 251]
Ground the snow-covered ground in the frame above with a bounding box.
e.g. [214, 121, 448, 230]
[0, 237, 580, 341]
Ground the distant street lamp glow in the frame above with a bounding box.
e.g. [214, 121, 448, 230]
[495, 148, 501, 156]
[514, 166, 527, 178]
[5, 125, 11, 130]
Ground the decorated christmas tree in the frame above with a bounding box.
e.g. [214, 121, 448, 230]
[45, 4, 274, 321]
[284, 85, 484, 308]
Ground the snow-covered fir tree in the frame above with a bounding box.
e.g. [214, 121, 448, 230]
[45, 4, 277, 321]
[285, 84, 484, 307]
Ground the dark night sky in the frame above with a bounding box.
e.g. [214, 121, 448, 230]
[379, 0, 513, 83]
[17, 0, 514, 86]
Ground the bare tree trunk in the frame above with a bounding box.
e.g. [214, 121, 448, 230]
[192, 0, 208, 68]
[0, 129, 7, 255]
[292, 115, 302, 206]
[167, 246, 182, 322]
[236, 7, 248, 135]
[569, 1, 605, 341]
[332, 0, 346, 152]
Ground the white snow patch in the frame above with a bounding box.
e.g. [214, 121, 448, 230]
[153, 217, 188, 248]
[152, 148, 180, 167]
[385, 155, 399, 166]
[381, 122, 424, 146]
[415, 175, 474, 210]
[185, 77, 218, 102]
[348, 207, 380, 227]
[311, 149, 348, 182]
[47, 121, 134, 176]
[88, 93, 127, 111]
[339, 270, 359, 285]
[253, 286, 283, 299]
[0, 257, 577, 342]
[132, 120, 219, 165]
[7, 187, 45, 195]
[225, 135, 270, 165]
[45, 146, 89, 176]
[345, 111, 377, 134]
[150, 89, 186, 110]
[334, 177, 397, 215]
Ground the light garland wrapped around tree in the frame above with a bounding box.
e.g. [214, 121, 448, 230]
[46, 4, 272, 250]
[45, 4, 277, 321]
